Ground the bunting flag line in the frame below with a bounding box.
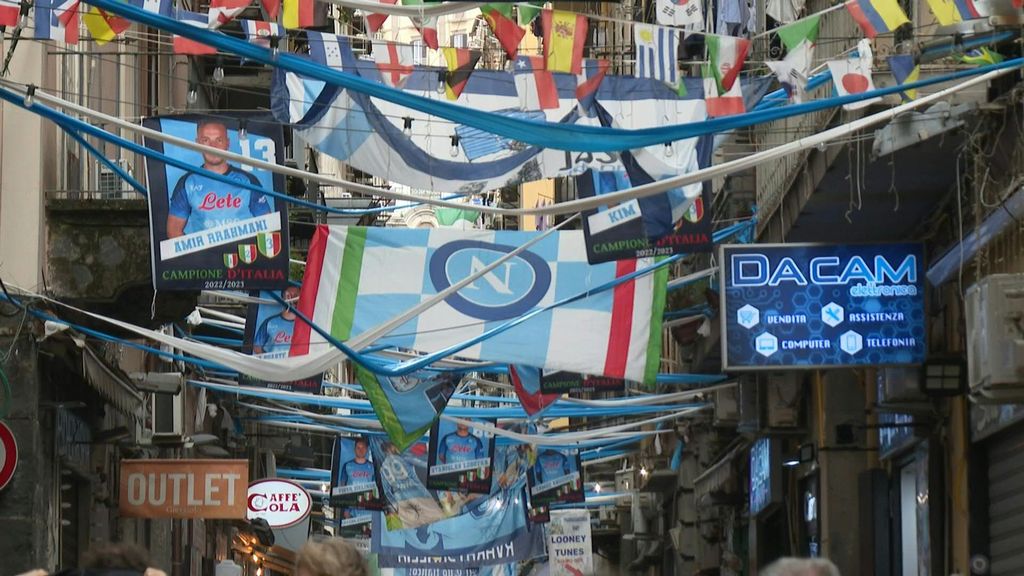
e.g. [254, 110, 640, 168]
[283, 0, 313, 28]
[481, 3, 525, 60]
[960, 47, 1003, 66]
[208, 0, 249, 28]
[827, 41, 881, 110]
[925, 0, 979, 25]
[704, 76, 745, 117]
[174, 10, 218, 54]
[82, 6, 130, 44]
[844, 0, 909, 38]
[261, 0, 280, 20]
[292, 226, 669, 385]
[240, 18, 282, 47]
[887, 54, 919, 101]
[372, 40, 415, 89]
[365, 0, 396, 32]
[34, 0, 79, 43]
[443, 47, 482, 101]
[656, 0, 703, 28]
[542, 9, 587, 74]
[705, 34, 750, 94]
[634, 24, 679, 86]
[307, 31, 349, 69]
[576, 59, 610, 114]
[403, 0, 438, 49]
[354, 366, 459, 452]
[513, 55, 559, 111]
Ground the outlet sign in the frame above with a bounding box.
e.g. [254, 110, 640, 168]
[720, 243, 926, 370]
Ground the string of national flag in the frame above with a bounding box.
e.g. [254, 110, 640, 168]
[7, 0, 1009, 118]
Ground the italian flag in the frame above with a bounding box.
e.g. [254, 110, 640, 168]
[705, 34, 750, 94]
[293, 226, 668, 386]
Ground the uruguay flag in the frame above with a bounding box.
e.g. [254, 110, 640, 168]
[634, 23, 679, 85]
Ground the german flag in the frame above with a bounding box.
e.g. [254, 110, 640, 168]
[442, 47, 481, 101]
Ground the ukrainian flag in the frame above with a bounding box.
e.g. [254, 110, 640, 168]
[844, 0, 910, 38]
[888, 55, 920, 101]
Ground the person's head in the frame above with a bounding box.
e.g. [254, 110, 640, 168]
[759, 557, 841, 576]
[295, 538, 368, 576]
[81, 542, 151, 572]
[354, 438, 368, 461]
[282, 286, 300, 320]
[456, 422, 470, 436]
[196, 120, 230, 168]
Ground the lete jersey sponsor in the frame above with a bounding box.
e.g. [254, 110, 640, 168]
[253, 314, 295, 356]
[339, 459, 376, 486]
[535, 450, 570, 483]
[169, 166, 271, 234]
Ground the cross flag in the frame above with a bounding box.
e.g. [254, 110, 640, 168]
[372, 40, 415, 89]
[634, 23, 679, 85]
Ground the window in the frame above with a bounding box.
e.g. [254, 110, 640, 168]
[451, 33, 468, 48]
[412, 39, 427, 64]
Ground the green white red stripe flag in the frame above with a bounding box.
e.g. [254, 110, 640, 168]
[704, 34, 750, 94]
[292, 226, 668, 385]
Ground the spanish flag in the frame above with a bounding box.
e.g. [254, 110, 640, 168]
[442, 47, 481, 101]
[541, 9, 587, 74]
[82, 6, 131, 44]
[283, 0, 313, 29]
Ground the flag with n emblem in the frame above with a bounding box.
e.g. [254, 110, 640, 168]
[224, 253, 240, 269]
[257, 232, 282, 258]
[442, 47, 482, 101]
[239, 244, 258, 264]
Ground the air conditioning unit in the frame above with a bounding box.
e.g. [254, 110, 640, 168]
[713, 386, 738, 426]
[96, 158, 133, 198]
[151, 391, 184, 440]
[966, 274, 1024, 392]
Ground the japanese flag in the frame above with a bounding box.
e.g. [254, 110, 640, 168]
[826, 39, 881, 111]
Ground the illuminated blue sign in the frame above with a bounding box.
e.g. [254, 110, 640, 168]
[750, 437, 778, 516]
[721, 244, 926, 370]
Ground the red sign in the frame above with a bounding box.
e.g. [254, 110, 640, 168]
[0, 421, 17, 490]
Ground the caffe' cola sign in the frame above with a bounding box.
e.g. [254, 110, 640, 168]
[247, 479, 311, 528]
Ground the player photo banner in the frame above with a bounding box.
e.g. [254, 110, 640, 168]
[527, 447, 584, 514]
[355, 367, 460, 452]
[427, 418, 496, 494]
[539, 371, 626, 395]
[241, 288, 324, 394]
[330, 437, 384, 510]
[143, 114, 289, 291]
[336, 508, 373, 539]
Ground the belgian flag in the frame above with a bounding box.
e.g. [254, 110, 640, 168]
[442, 47, 482, 101]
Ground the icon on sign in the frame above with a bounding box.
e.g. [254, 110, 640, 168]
[821, 302, 844, 327]
[755, 332, 778, 357]
[839, 330, 863, 355]
[738, 304, 760, 329]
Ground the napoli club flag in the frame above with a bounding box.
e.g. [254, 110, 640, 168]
[142, 114, 289, 291]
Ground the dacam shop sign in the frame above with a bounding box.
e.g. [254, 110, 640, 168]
[720, 243, 926, 370]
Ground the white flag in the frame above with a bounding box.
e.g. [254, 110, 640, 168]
[765, 39, 813, 103]
[656, 0, 704, 29]
[826, 41, 880, 111]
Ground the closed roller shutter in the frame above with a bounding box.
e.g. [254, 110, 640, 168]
[988, 425, 1024, 575]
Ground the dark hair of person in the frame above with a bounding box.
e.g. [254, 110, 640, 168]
[80, 543, 151, 572]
